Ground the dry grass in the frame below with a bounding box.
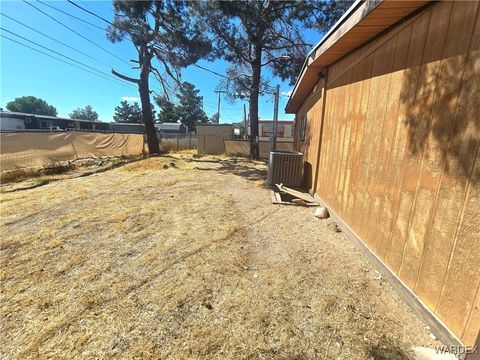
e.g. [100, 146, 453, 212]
[0, 154, 438, 359]
[0, 156, 140, 185]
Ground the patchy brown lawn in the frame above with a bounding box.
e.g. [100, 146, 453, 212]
[0, 153, 439, 359]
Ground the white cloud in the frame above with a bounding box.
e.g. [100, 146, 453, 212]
[121, 96, 140, 102]
[280, 90, 293, 97]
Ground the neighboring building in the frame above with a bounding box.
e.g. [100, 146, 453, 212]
[286, 0, 479, 348]
[0, 114, 25, 131]
[258, 120, 294, 142]
[0, 111, 144, 134]
[109, 123, 145, 134]
[155, 122, 187, 134]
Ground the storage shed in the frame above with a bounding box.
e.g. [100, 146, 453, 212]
[287, 0, 479, 348]
[196, 124, 234, 155]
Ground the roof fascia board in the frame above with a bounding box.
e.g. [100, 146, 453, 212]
[285, 0, 434, 113]
[284, 0, 368, 112]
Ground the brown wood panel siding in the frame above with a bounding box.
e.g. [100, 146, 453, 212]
[350, 54, 376, 233]
[372, 24, 412, 255]
[396, 0, 454, 290]
[414, 0, 480, 314]
[376, 23, 414, 260]
[436, 147, 479, 344]
[463, 287, 480, 347]
[294, 1, 480, 346]
[408, 0, 478, 302]
[296, 84, 323, 191]
[336, 68, 353, 214]
[385, 8, 431, 274]
[365, 36, 397, 250]
[305, 86, 324, 191]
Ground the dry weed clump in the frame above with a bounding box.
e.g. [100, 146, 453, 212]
[0, 154, 437, 359]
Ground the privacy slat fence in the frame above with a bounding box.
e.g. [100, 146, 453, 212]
[294, 1, 479, 346]
[0, 131, 145, 171]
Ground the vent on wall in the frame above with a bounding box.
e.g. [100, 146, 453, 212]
[267, 151, 304, 188]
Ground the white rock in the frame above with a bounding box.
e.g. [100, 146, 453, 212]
[314, 207, 329, 219]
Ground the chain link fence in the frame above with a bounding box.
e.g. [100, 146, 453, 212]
[158, 133, 197, 152]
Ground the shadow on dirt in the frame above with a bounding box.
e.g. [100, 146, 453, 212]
[193, 159, 267, 182]
[367, 337, 414, 360]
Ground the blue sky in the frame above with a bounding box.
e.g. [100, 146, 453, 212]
[1, 1, 323, 123]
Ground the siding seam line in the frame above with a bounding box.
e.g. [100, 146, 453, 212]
[433, 0, 480, 315]
[413, 1, 475, 294]
[398, 2, 451, 280]
[385, 9, 432, 270]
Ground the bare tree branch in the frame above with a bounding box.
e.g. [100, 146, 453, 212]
[111, 69, 140, 84]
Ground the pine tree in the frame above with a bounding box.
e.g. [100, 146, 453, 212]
[155, 96, 178, 124]
[6, 96, 57, 116]
[175, 82, 208, 131]
[69, 105, 98, 121]
[113, 101, 142, 123]
[194, 1, 352, 159]
[108, 1, 211, 154]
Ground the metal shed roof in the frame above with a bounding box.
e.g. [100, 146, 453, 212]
[0, 111, 109, 124]
[156, 122, 183, 130]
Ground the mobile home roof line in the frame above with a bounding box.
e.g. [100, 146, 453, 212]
[0, 110, 108, 124]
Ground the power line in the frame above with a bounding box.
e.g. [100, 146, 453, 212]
[1, 27, 123, 82]
[203, 103, 240, 112]
[23, 0, 131, 67]
[36, 0, 106, 31]
[64, 0, 135, 44]
[1, 28, 136, 90]
[78, 1, 100, 16]
[203, 99, 241, 109]
[36, 0, 135, 46]
[65, 0, 236, 90]
[0, 13, 113, 69]
[0, 13, 158, 94]
[1, 34, 136, 90]
[66, 0, 112, 25]
[192, 63, 228, 79]
[45, 1, 234, 94]
[26, 0, 257, 100]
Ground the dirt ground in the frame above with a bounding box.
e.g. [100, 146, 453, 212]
[0, 152, 440, 359]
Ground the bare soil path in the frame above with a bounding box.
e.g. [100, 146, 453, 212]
[0, 154, 438, 359]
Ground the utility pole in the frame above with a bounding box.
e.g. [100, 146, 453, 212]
[271, 84, 280, 152]
[214, 90, 226, 124]
[243, 103, 247, 139]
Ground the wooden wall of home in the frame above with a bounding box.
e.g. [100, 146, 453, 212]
[297, 1, 480, 345]
[294, 79, 325, 191]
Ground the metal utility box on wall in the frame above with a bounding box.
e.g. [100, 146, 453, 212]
[267, 151, 304, 188]
[196, 124, 234, 155]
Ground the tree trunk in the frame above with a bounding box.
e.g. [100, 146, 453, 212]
[139, 60, 159, 155]
[249, 53, 262, 160]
